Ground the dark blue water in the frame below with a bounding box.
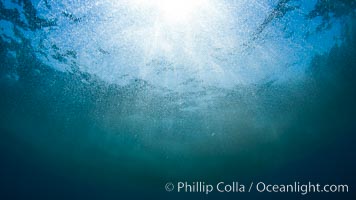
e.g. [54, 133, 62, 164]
[1, 0, 356, 199]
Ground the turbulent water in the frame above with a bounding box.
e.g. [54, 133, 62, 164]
[0, 0, 356, 199]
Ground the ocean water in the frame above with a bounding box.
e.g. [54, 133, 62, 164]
[0, 0, 355, 199]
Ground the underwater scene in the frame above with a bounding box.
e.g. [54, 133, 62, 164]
[0, 0, 355, 199]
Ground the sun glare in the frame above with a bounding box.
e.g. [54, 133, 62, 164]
[132, 0, 207, 23]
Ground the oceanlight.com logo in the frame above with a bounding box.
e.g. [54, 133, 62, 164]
[164, 181, 349, 195]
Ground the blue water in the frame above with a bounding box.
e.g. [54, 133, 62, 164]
[0, 0, 355, 199]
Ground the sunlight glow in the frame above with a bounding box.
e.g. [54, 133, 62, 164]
[133, 0, 208, 23]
